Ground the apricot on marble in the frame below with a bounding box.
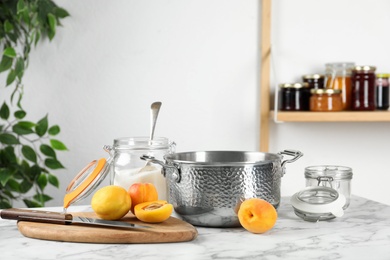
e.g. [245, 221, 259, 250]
[237, 198, 277, 234]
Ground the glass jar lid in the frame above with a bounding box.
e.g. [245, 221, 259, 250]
[290, 186, 346, 222]
[302, 74, 325, 80]
[305, 165, 353, 180]
[63, 157, 111, 210]
[376, 73, 390, 78]
[310, 89, 342, 95]
[279, 83, 309, 89]
[353, 65, 376, 72]
[113, 136, 171, 150]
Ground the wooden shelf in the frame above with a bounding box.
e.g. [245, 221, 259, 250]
[271, 111, 390, 122]
[259, 0, 390, 152]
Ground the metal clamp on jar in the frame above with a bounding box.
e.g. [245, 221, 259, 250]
[304, 165, 353, 209]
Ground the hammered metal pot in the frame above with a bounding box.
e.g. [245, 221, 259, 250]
[141, 150, 303, 227]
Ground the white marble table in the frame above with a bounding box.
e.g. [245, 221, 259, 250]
[1, 195, 390, 260]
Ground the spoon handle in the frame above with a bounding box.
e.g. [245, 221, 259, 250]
[150, 102, 162, 141]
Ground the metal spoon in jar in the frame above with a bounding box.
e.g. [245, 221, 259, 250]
[138, 101, 162, 173]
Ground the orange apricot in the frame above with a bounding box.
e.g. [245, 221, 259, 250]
[134, 200, 173, 223]
[237, 198, 278, 234]
[128, 183, 158, 214]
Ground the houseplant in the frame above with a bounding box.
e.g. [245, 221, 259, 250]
[0, 0, 69, 208]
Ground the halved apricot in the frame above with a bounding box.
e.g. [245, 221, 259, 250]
[134, 200, 173, 223]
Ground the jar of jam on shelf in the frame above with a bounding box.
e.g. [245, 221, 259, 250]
[325, 62, 355, 110]
[279, 83, 310, 111]
[302, 74, 325, 89]
[310, 89, 343, 112]
[376, 73, 390, 110]
[351, 66, 376, 111]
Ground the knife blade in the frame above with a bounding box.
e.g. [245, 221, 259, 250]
[0, 208, 151, 230]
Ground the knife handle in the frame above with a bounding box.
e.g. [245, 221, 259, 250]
[0, 208, 72, 225]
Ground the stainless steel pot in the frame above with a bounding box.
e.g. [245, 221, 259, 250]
[141, 149, 303, 227]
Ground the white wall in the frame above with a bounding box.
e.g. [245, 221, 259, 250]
[2, 0, 389, 207]
[271, 0, 390, 206]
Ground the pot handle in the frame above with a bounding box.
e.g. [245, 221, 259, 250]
[140, 155, 182, 183]
[279, 150, 303, 168]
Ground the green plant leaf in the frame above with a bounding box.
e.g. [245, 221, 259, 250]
[3, 146, 17, 163]
[23, 199, 42, 208]
[6, 69, 17, 86]
[0, 133, 19, 145]
[35, 115, 48, 137]
[0, 199, 12, 209]
[3, 47, 17, 58]
[33, 193, 53, 203]
[37, 173, 48, 190]
[19, 160, 31, 179]
[44, 158, 64, 169]
[0, 168, 13, 186]
[0, 55, 13, 73]
[47, 13, 57, 40]
[17, 0, 26, 15]
[50, 139, 68, 150]
[48, 174, 59, 188]
[34, 30, 41, 46]
[6, 179, 20, 192]
[20, 179, 33, 193]
[55, 7, 70, 18]
[12, 121, 35, 135]
[4, 20, 14, 33]
[22, 145, 37, 163]
[14, 110, 27, 119]
[30, 165, 41, 180]
[15, 57, 25, 80]
[40, 144, 56, 158]
[48, 125, 60, 135]
[0, 102, 10, 120]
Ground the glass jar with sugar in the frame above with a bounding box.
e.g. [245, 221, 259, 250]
[108, 137, 175, 201]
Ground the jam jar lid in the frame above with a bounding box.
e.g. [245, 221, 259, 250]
[279, 83, 309, 89]
[310, 89, 342, 95]
[290, 186, 346, 221]
[302, 74, 325, 80]
[305, 165, 353, 180]
[353, 65, 376, 72]
[376, 73, 390, 78]
[325, 62, 355, 68]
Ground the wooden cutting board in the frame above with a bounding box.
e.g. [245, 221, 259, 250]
[17, 211, 198, 244]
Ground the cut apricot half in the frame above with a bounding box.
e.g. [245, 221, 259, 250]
[134, 200, 173, 223]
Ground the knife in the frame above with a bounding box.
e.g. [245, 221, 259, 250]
[0, 208, 151, 230]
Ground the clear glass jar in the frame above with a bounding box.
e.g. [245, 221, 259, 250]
[279, 83, 310, 111]
[310, 89, 343, 111]
[376, 73, 390, 110]
[304, 165, 353, 209]
[325, 62, 355, 110]
[302, 74, 325, 89]
[351, 65, 377, 111]
[108, 137, 175, 200]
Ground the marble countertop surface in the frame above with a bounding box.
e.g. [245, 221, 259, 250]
[1, 195, 390, 260]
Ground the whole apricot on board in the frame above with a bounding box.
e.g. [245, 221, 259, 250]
[134, 200, 173, 223]
[128, 183, 158, 214]
[91, 185, 131, 220]
[238, 198, 278, 234]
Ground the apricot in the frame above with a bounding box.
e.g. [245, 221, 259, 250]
[128, 183, 158, 214]
[237, 198, 278, 234]
[134, 200, 173, 223]
[91, 185, 131, 220]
